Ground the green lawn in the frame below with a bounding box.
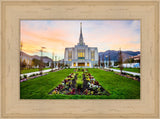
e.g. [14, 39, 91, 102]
[21, 68, 51, 74]
[111, 68, 140, 73]
[88, 68, 140, 99]
[20, 68, 140, 99]
[20, 68, 74, 99]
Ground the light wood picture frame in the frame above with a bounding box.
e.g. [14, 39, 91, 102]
[0, 0, 159, 118]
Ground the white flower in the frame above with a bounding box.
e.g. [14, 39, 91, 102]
[62, 83, 64, 85]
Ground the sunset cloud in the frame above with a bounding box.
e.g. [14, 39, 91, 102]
[21, 20, 140, 59]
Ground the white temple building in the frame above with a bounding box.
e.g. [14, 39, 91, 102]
[64, 23, 98, 68]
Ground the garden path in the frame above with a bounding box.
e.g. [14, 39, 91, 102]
[20, 68, 58, 77]
[105, 68, 140, 76]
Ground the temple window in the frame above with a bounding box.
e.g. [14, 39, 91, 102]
[78, 49, 85, 59]
[68, 50, 72, 61]
[91, 50, 95, 61]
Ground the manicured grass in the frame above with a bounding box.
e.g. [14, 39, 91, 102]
[88, 68, 140, 99]
[111, 67, 140, 73]
[76, 72, 83, 88]
[20, 68, 140, 99]
[21, 68, 51, 74]
[20, 68, 74, 99]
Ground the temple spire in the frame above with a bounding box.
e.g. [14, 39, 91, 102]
[80, 22, 82, 34]
[79, 22, 84, 45]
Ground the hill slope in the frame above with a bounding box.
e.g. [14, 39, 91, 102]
[99, 50, 140, 61]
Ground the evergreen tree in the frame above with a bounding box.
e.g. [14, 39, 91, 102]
[118, 48, 123, 74]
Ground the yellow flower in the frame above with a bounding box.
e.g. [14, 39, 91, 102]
[91, 91, 94, 95]
[52, 90, 57, 94]
[86, 78, 90, 81]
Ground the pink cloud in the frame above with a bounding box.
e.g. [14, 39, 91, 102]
[21, 20, 140, 58]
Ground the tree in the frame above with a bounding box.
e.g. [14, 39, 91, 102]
[98, 55, 100, 67]
[21, 59, 27, 68]
[63, 59, 64, 68]
[32, 58, 41, 66]
[57, 57, 61, 69]
[46, 61, 49, 67]
[118, 48, 123, 74]
[20, 42, 23, 73]
[124, 58, 134, 63]
[114, 61, 119, 66]
[105, 62, 108, 67]
[65, 64, 68, 68]
[94, 64, 98, 68]
[108, 51, 111, 68]
[55, 56, 57, 68]
[39, 47, 46, 74]
[58, 61, 61, 69]
[51, 52, 54, 71]
[102, 54, 105, 68]
[128, 58, 134, 68]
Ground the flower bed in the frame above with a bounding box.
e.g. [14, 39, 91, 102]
[114, 72, 140, 81]
[49, 68, 110, 96]
[20, 73, 48, 83]
[104, 69, 140, 81]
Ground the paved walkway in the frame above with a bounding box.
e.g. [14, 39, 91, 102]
[20, 68, 58, 77]
[105, 68, 140, 76]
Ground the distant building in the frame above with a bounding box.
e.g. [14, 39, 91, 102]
[20, 51, 52, 68]
[122, 63, 140, 68]
[64, 23, 98, 68]
[129, 54, 140, 62]
[105, 60, 115, 67]
[20, 51, 33, 66]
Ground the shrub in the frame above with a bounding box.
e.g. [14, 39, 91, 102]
[135, 75, 140, 78]
[23, 75, 27, 79]
[20, 76, 22, 80]
[76, 78, 83, 89]
[129, 74, 134, 77]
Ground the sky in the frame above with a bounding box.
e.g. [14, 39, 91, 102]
[21, 20, 140, 59]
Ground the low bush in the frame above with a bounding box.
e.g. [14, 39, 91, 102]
[76, 78, 83, 89]
[23, 75, 27, 79]
[20, 76, 22, 80]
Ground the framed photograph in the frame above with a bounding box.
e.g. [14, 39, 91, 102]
[20, 20, 140, 99]
[0, 0, 159, 118]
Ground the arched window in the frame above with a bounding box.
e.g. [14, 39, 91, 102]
[68, 50, 72, 61]
[78, 49, 85, 59]
[91, 50, 95, 61]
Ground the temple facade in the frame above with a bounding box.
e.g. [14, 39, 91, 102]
[64, 23, 98, 68]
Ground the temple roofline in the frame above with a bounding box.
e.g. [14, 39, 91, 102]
[78, 22, 85, 46]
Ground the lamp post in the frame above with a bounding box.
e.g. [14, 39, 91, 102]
[108, 51, 111, 68]
[58, 57, 60, 69]
[20, 42, 23, 74]
[51, 51, 54, 72]
[63, 58, 64, 68]
[102, 54, 105, 69]
[39, 47, 46, 75]
[55, 56, 57, 69]
[105, 55, 108, 68]
[119, 48, 123, 74]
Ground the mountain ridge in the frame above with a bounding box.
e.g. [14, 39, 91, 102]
[21, 51, 52, 63]
[99, 50, 140, 61]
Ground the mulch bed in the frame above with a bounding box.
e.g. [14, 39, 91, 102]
[20, 73, 48, 83]
[49, 69, 110, 96]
